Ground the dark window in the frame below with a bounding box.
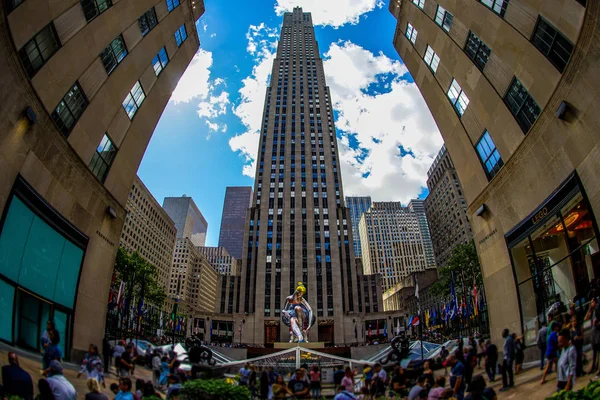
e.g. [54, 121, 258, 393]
[138, 8, 158, 37]
[531, 17, 573, 73]
[89, 133, 117, 182]
[175, 24, 188, 46]
[479, 0, 509, 17]
[166, 0, 180, 12]
[122, 81, 145, 119]
[152, 47, 169, 76]
[18, 24, 61, 78]
[81, 0, 112, 22]
[476, 130, 503, 179]
[575, 0, 586, 6]
[100, 35, 127, 75]
[5, 0, 25, 13]
[465, 31, 491, 71]
[51, 83, 88, 136]
[504, 77, 541, 133]
[435, 5, 453, 32]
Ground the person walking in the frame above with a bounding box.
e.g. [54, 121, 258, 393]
[440, 346, 449, 376]
[259, 367, 270, 400]
[45, 361, 76, 400]
[477, 339, 486, 369]
[102, 338, 112, 374]
[499, 328, 514, 392]
[541, 322, 560, 384]
[41, 321, 58, 370]
[483, 339, 497, 383]
[43, 330, 63, 371]
[536, 322, 548, 371]
[569, 315, 584, 377]
[113, 341, 126, 373]
[585, 297, 600, 376]
[514, 335, 524, 375]
[119, 345, 134, 378]
[239, 362, 250, 386]
[249, 364, 257, 399]
[2, 352, 34, 400]
[447, 354, 466, 400]
[309, 365, 321, 399]
[556, 329, 577, 393]
[84, 378, 108, 400]
[78, 345, 102, 381]
[341, 367, 354, 393]
[151, 350, 161, 389]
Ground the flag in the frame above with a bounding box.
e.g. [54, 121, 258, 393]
[396, 319, 401, 336]
[160, 311, 163, 329]
[414, 275, 419, 300]
[376, 320, 379, 336]
[407, 316, 414, 327]
[383, 322, 387, 337]
[354, 321, 358, 339]
[473, 278, 479, 316]
[368, 324, 372, 337]
[116, 281, 125, 309]
[450, 273, 458, 320]
[412, 316, 420, 326]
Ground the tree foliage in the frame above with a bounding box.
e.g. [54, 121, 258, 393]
[114, 247, 166, 308]
[429, 241, 484, 299]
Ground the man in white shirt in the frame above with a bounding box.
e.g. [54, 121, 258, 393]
[45, 361, 76, 400]
[557, 328, 577, 392]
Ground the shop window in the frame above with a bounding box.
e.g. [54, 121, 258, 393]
[122, 81, 146, 119]
[138, 8, 158, 37]
[89, 133, 117, 183]
[175, 25, 188, 47]
[504, 77, 541, 133]
[100, 34, 127, 75]
[424, 45, 440, 73]
[51, 83, 88, 136]
[81, 0, 112, 22]
[435, 5, 453, 32]
[479, 0, 509, 17]
[531, 17, 573, 73]
[476, 130, 503, 179]
[18, 23, 61, 78]
[465, 31, 491, 71]
[447, 79, 470, 116]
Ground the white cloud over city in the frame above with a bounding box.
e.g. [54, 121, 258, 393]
[274, 0, 384, 28]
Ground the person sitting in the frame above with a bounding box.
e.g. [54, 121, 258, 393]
[408, 375, 427, 400]
[45, 361, 76, 400]
[167, 375, 182, 399]
[272, 375, 293, 399]
[84, 378, 108, 400]
[2, 352, 34, 400]
[428, 376, 446, 400]
[35, 379, 55, 400]
[116, 378, 134, 400]
[333, 385, 356, 400]
[464, 375, 487, 400]
[288, 369, 310, 399]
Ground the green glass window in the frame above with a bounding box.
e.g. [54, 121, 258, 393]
[0, 280, 15, 342]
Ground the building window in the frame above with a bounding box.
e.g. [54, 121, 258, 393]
[405, 23, 417, 45]
[175, 25, 188, 47]
[89, 134, 117, 182]
[531, 17, 573, 73]
[465, 31, 490, 71]
[18, 24, 61, 79]
[435, 5, 453, 32]
[446, 79, 469, 116]
[122, 81, 146, 119]
[51, 83, 88, 136]
[479, 0, 509, 17]
[138, 8, 158, 37]
[476, 130, 503, 179]
[152, 47, 169, 76]
[100, 35, 127, 75]
[423, 45, 440, 73]
[81, 0, 112, 22]
[166, 0, 180, 12]
[504, 77, 541, 133]
[412, 0, 424, 9]
[5, 0, 25, 13]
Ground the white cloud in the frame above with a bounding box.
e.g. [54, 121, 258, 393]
[323, 41, 442, 202]
[170, 49, 229, 139]
[211, 33, 217, 38]
[203, 23, 208, 32]
[229, 24, 278, 177]
[274, 0, 380, 28]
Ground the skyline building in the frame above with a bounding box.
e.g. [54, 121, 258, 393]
[218, 186, 253, 259]
[424, 145, 472, 268]
[163, 195, 208, 247]
[0, 0, 204, 358]
[407, 199, 436, 268]
[346, 196, 372, 257]
[197, 246, 238, 275]
[239, 7, 359, 345]
[359, 202, 428, 292]
[389, 0, 599, 346]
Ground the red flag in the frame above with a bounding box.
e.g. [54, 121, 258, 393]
[368, 324, 372, 337]
[412, 316, 420, 326]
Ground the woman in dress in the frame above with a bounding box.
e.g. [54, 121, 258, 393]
[282, 282, 314, 343]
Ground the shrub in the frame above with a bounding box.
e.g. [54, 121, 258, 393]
[180, 378, 251, 400]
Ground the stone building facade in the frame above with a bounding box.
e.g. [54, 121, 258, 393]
[218, 186, 252, 259]
[0, 0, 204, 358]
[163, 195, 208, 247]
[197, 246, 238, 275]
[389, 0, 599, 345]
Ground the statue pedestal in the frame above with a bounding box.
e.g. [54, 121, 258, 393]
[273, 342, 326, 349]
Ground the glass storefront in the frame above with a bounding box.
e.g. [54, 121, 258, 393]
[507, 174, 600, 345]
[0, 178, 87, 358]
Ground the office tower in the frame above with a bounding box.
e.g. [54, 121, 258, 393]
[120, 176, 177, 289]
[0, 0, 204, 358]
[424, 145, 472, 268]
[239, 7, 357, 345]
[389, 0, 598, 344]
[170, 238, 218, 314]
[163, 196, 208, 247]
[197, 246, 237, 275]
[359, 202, 428, 292]
[346, 196, 372, 257]
[407, 199, 435, 267]
[218, 187, 252, 258]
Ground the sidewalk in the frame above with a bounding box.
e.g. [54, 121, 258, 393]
[0, 345, 155, 399]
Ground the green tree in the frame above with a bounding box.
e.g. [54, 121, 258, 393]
[114, 247, 166, 308]
[430, 241, 484, 299]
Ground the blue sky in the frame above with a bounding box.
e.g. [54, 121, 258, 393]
[138, 0, 442, 246]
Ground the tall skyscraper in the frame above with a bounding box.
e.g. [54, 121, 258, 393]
[359, 202, 428, 292]
[346, 196, 372, 257]
[239, 7, 357, 345]
[197, 246, 237, 275]
[389, 0, 597, 344]
[407, 199, 435, 267]
[424, 145, 472, 268]
[163, 196, 208, 247]
[218, 186, 252, 258]
[0, 0, 204, 358]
